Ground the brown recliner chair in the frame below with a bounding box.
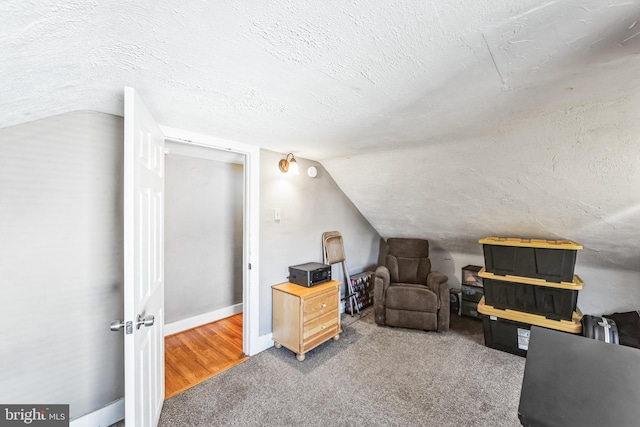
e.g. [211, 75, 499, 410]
[374, 238, 449, 332]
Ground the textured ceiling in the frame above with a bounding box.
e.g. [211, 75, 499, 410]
[3, 0, 640, 269]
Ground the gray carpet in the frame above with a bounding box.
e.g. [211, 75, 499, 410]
[154, 309, 526, 427]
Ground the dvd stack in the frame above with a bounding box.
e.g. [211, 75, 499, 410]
[345, 271, 375, 315]
[476, 237, 585, 356]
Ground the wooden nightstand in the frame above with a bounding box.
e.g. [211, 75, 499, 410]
[272, 280, 342, 361]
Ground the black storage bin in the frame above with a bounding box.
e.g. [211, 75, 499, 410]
[480, 237, 582, 283]
[478, 297, 583, 357]
[462, 284, 484, 303]
[481, 315, 531, 357]
[461, 300, 480, 319]
[462, 265, 483, 287]
[481, 275, 582, 321]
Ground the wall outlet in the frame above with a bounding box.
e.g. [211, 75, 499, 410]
[274, 208, 281, 222]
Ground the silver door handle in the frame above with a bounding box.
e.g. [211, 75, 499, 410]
[111, 320, 133, 334]
[110, 320, 125, 331]
[136, 314, 155, 329]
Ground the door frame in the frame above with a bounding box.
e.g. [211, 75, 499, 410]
[159, 125, 260, 356]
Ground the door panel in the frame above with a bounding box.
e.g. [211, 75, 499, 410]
[124, 86, 165, 427]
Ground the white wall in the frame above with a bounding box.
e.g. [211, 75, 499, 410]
[0, 111, 124, 420]
[258, 150, 381, 336]
[323, 94, 640, 269]
[164, 153, 243, 324]
[324, 93, 640, 314]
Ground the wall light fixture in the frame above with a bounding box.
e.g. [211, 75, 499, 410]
[279, 153, 299, 174]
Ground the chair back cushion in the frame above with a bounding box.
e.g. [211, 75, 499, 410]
[385, 238, 431, 284]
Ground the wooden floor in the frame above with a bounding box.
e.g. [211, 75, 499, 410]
[164, 313, 248, 399]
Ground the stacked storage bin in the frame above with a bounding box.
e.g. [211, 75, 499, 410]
[477, 237, 584, 356]
[460, 265, 484, 318]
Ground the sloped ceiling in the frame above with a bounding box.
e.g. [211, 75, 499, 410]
[2, 1, 640, 269]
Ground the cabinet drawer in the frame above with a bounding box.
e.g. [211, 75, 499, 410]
[303, 289, 337, 321]
[303, 323, 339, 351]
[462, 284, 484, 303]
[303, 309, 338, 340]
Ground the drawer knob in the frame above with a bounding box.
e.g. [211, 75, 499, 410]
[321, 303, 327, 308]
[321, 325, 326, 329]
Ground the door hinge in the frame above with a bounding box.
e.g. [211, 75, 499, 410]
[248, 263, 252, 270]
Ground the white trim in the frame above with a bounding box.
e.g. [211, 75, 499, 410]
[165, 140, 245, 164]
[159, 125, 260, 357]
[245, 148, 261, 356]
[70, 398, 124, 427]
[160, 126, 258, 154]
[254, 333, 275, 354]
[164, 304, 243, 336]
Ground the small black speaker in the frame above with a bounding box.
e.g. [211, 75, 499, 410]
[449, 290, 460, 315]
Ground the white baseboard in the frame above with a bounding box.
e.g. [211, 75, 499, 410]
[70, 398, 124, 427]
[164, 303, 243, 336]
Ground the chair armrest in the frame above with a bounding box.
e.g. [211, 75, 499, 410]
[427, 271, 449, 332]
[427, 271, 447, 290]
[374, 266, 391, 325]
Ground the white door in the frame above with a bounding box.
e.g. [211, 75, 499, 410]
[123, 86, 165, 427]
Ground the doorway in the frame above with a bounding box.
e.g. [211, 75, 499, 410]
[159, 124, 261, 359]
[163, 141, 247, 398]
